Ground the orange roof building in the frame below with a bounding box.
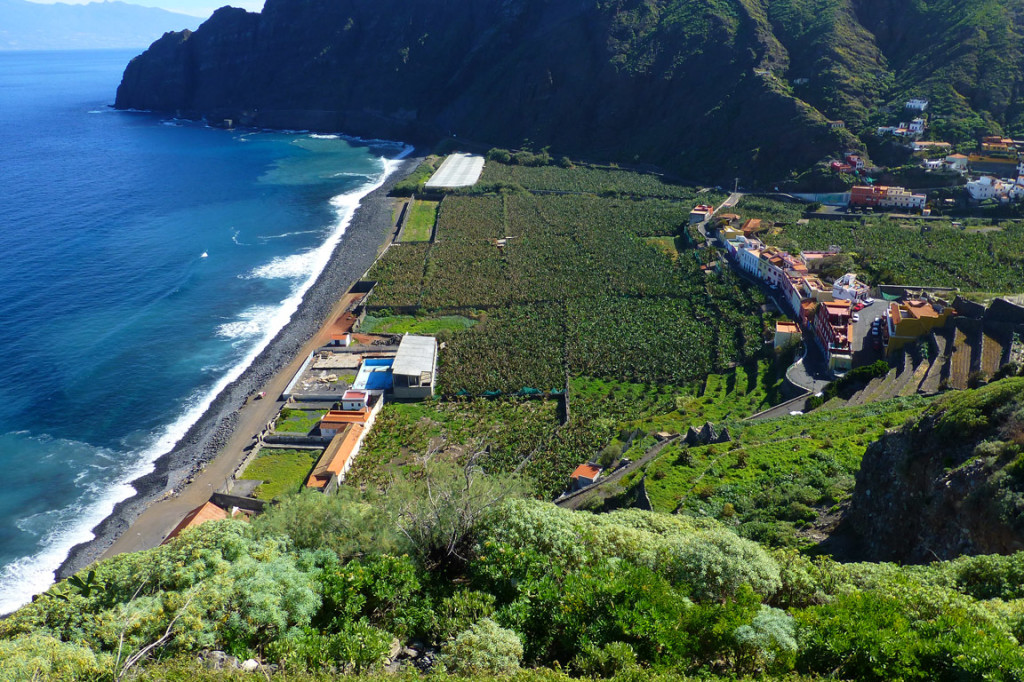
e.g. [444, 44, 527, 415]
[570, 463, 602, 491]
[162, 501, 230, 544]
[885, 300, 953, 355]
[307, 423, 365, 489]
[319, 407, 372, 437]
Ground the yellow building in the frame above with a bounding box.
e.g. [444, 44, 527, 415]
[885, 300, 954, 355]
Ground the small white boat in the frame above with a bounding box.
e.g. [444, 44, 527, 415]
[200, 251, 208, 258]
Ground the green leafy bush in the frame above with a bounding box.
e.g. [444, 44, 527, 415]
[438, 618, 523, 675]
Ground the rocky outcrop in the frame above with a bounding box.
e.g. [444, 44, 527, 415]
[847, 378, 1024, 562]
[684, 422, 732, 447]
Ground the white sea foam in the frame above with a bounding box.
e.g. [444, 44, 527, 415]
[310, 133, 339, 139]
[0, 139, 414, 616]
[258, 229, 322, 241]
[245, 251, 319, 280]
[215, 305, 280, 340]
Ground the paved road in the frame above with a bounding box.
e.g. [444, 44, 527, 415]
[850, 299, 887, 366]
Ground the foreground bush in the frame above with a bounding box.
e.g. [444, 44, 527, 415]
[439, 618, 523, 675]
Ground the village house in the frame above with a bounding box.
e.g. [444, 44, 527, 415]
[832, 273, 870, 302]
[906, 98, 929, 111]
[689, 204, 714, 224]
[946, 153, 969, 173]
[966, 176, 1008, 202]
[774, 320, 801, 350]
[849, 185, 925, 211]
[306, 422, 367, 490]
[883, 299, 954, 356]
[912, 141, 951, 152]
[569, 463, 602, 491]
[812, 300, 853, 371]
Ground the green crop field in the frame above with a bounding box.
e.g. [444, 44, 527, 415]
[368, 176, 770, 396]
[736, 196, 1024, 293]
[478, 161, 725, 202]
[239, 448, 320, 500]
[274, 408, 327, 434]
[401, 199, 438, 241]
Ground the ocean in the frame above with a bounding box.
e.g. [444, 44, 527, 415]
[0, 49, 410, 612]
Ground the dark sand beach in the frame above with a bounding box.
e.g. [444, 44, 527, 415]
[57, 153, 422, 579]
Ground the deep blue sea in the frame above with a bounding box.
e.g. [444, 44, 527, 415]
[0, 49, 409, 611]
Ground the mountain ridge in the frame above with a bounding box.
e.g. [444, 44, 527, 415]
[113, 0, 1024, 183]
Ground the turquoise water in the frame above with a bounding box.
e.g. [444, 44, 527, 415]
[0, 50, 409, 611]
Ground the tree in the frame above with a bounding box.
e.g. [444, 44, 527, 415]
[385, 455, 528, 573]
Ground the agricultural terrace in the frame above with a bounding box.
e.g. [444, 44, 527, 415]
[368, 188, 770, 394]
[633, 396, 929, 548]
[400, 200, 437, 242]
[738, 196, 1024, 293]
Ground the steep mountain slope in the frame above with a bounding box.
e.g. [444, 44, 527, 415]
[114, 0, 853, 183]
[848, 377, 1024, 562]
[113, 0, 1024, 182]
[0, 0, 199, 50]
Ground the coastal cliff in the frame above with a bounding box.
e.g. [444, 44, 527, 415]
[116, 0, 853, 183]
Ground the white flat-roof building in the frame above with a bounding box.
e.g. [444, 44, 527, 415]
[391, 335, 438, 399]
[424, 153, 485, 189]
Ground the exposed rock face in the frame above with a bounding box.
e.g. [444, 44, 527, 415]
[848, 378, 1024, 562]
[115, 0, 849, 183]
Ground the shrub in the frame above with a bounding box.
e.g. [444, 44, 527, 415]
[656, 531, 781, 602]
[0, 635, 110, 680]
[734, 606, 797, 673]
[438, 618, 523, 675]
[571, 641, 640, 678]
[268, 621, 392, 673]
[252, 488, 397, 559]
[952, 552, 1024, 600]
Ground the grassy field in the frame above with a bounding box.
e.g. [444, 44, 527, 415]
[239, 448, 320, 500]
[275, 409, 328, 434]
[401, 199, 438, 241]
[359, 314, 476, 335]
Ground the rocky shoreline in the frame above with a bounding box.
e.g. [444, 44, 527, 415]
[56, 151, 423, 580]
